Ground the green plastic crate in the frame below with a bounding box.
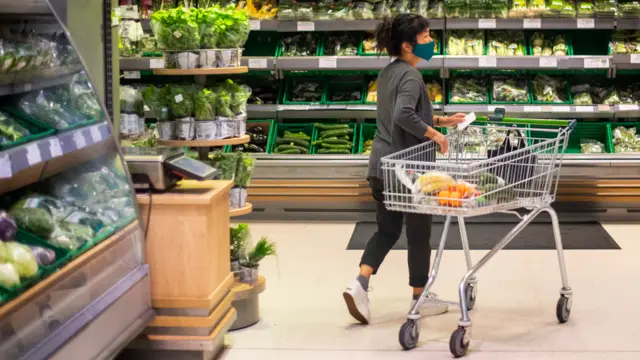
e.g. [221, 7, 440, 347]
[243, 32, 280, 57]
[611, 122, 640, 154]
[277, 32, 323, 57]
[0, 109, 55, 150]
[529, 76, 573, 105]
[282, 77, 326, 105]
[225, 119, 275, 153]
[323, 81, 365, 105]
[319, 32, 363, 56]
[486, 31, 528, 56]
[444, 30, 486, 56]
[530, 121, 612, 154]
[3, 106, 100, 134]
[359, 123, 377, 154]
[447, 75, 490, 105]
[489, 76, 532, 105]
[270, 123, 314, 154]
[311, 121, 357, 154]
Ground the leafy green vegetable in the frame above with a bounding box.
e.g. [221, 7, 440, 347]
[0, 262, 20, 288]
[613, 126, 640, 153]
[487, 31, 525, 56]
[213, 5, 250, 48]
[5, 242, 38, 279]
[235, 152, 255, 188]
[532, 74, 568, 103]
[0, 111, 30, 145]
[447, 30, 484, 56]
[450, 75, 487, 103]
[120, 86, 145, 116]
[209, 151, 237, 180]
[10, 208, 56, 239]
[168, 84, 195, 118]
[492, 76, 529, 103]
[195, 88, 217, 120]
[150, 7, 201, 50]
[230, 223, 250, 261]
[141, 85, 171, 121]
[215, 88, 234, 118]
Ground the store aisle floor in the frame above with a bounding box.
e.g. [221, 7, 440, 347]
[221, 222, 640, 360]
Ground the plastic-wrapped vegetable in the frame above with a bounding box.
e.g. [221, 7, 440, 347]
[531, 32, 568, 56]
[195, 88, 217, 120]
[450, 76, 487, 103]
[595, 0, 618, 15]
[509, 0, 529, 17]
[227, 81, 252, 116]
[361, 35, 384, 54]
[296, 0, 315, 20]
[529, 0, 549, 16]
[447, 30, 484, 56]
[619, 0, 640, 17]
[487, 31, 525, 56]
[580, 139, 605, 154]
[120, 86, 145, 116]
[0, 211, 17, 241]
[352, 1, 376, 19]
[323, 33, 359, 56]
[209, 151, 238, 180]
[0, 111, 31, 145]
[18, 90, 88, 130]
[291, 80, 323, 103]
[119, 19, 144, 57]
[0, 262, 20, 288]
[532, 74, 568, 103]
[548, 0, 576, 17]
[427, 0, 445, 17]
[235, 152, 255, 188]
[331, 0, 354, 19]
[571, 83, 593, 105]
[28, 245, 56, 266]
[6, 242, 38, 278]
[50, 222, 92, 250]
[577, 0, 596, 16]
[613, 126, 640, 153]
[213, 5, 251, 48]
[168, 85, 195, 119]
[277, 0, 296, 20]
[243, 0, 279, 20]
[426, 80, 443, 103]
[492, 76, 529, 103]
[390, 0, 410, 14]
[367, 79, 378, 103]
[196, 6, 218, 48]
[150, 7, 200, 51]
[69, 74, 103, 120]
[141, 85, 171, 121]
[609, 31, 640, 55]
[215, 88, 234, 118]
[280, 33, 318, 56]
[445, 0, 469, 18]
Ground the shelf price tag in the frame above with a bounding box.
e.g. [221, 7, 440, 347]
[598, 105, 611, 111]
[478, 56, 497, 67]
[49, 138, 63, 158]
[630, 54, 640, 64]
[478, 19, 496, 28]
[123, 71, 141, 79]
[318, 57, 337, 68]
[523, 19, 541, 28]
[618, 104, 639, 111]
[552, 106, 571, 112]
[577, 18, 595, 28]
[73, 132, 87, 149]
[248, 58, 268, 69]
[584, 57, 609, 68]
[487, 105, 497, 112]
[524, 106, 542, 112]
[149, 58, 165, 69]
[0, 154, 11, 179]
[90, 126, 103, 143]
[25, 143, 41, 165]
[297, 21, 315, 31]
[249, 20, 261, 30]
[574, 106, 595, 112]
[539, 57, 558, 68]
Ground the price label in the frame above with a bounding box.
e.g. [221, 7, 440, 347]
[478, 56, 497, 67]
[175, 94, 184, 103]
[618, 104, 639, 111]
[577, 18, 595, 28]
[149, 58, 165, 68]
[248, 58, 268, 69]
[630, 54, 640, 64]
[347, 105, 375, 110]
[552, 106, 571, 112]
[123, 71, 141, 79]
[281, 105, 310, 111]
[297, 21, 315, 31]
[73, 132, 87, 149]
[523, 19, 541, 28]
[598, 105, 611, 111]
[0, 154, 11, 179]
[487, 105, 497, 112]
[319, 57, 338, 68]
[25, 143, 41, 165]
[478, 19, 496, 28]
[574, 106, 595, 112]
[584, 58, 609, 68]
[24, 83, 32, 92]
[249, 20, 261, 30]
[539, 57, 558, 68]
[49, 138, 63, 158]
[524, 106, 542, 112]
[90, 126, 102, 143]
[143, 104, 150, 112]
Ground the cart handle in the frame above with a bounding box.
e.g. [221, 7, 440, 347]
[478, 108, 577, 131]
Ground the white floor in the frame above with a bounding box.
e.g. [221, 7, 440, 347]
[221, 221, 639, 360]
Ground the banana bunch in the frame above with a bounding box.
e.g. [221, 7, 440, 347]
[366, 80, 378, 103]
[418, 171, 456, 194]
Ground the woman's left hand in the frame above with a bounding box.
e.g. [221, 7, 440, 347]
[438, 113, 467, 127]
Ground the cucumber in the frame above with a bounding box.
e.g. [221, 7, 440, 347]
[283, 131, 311, 141]
[277, 144, 309, 153]
[277, 149, 302, 154]
[321, 143, 352, 150]
[276, 137, 310, 148]
[321, 128, 353, 138]
[322, 139, 349, 145]
[318, 149, 350, 154]
[315, 123, 349, 130]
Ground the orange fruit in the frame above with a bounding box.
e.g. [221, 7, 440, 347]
[437, 190, 450, 206]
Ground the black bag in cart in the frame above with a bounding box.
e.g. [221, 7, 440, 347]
[487, 129, 537, 190]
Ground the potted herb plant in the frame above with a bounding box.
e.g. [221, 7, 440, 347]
[194, 88, 218, 140]
[230, 223, 249, 274]
[239, 236, 276, 283]
[230, 152, 254, 208]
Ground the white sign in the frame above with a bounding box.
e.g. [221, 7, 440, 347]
[49, 138, 63, 158]
[574, 106, 594, 112]
[598, 105, 611, 111]
[523, 19, 541, 28]
[25, 144, 41, 165]
[618, 104, 639, 111]
[73, 132, 87, 149]
[478, 56, 497, 67]
[539, 57, 558, 68]
[149, 58, 165, 68]
[577, 18, 595, 28]
[249, 20, 261, 30]
[90, 126, 103, 143]
[24, 83, 32, 92]
[175, 94, 184, 103]
[524, 106, 542, 112]
[630, 54, 640, 64]
[457, 112, 477, 130]
[281, 105, 310, 111]
[478, 19, 496, 29]
[552, 106, 571, 112]
[123, 71, 141, 79]
[0, 154, 11, 179]
[584, 58, 609, 69]
[487, 105, 497, 112]
[297, 21, 315, 31]
[248, 58, 268, 69]
[319, 57, 338, 68]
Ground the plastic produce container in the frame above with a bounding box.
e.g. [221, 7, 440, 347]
[311, 121, 357, 154]
[0, 109, 55, 150]
[270, 123, 314, 154]
[530, 121, 613, 154]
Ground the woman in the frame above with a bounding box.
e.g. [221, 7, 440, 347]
[343, 14, 466, 325]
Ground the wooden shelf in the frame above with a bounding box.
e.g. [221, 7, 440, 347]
[157, 134, 250, 147]
[230, 202, 252, 217]
[152, 67, 248, 76]
[231, 276, 266, 301]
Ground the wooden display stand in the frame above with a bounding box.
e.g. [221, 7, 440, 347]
[121, 181, 236, 360]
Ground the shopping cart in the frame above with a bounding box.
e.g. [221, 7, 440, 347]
[380, 118, 576, 358]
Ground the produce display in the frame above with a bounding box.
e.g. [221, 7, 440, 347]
[287, 79, 323, 103]
[619, 0, 640, 16]
[426, 80, 443, 103]
[243, 0, 278, 19]
[313, 123, 355, 154]
[571, 83, 594, 105]
[366, 79, 377, 103]
[0, 111, 31, 145]
[274, 130, 311, 154]
[360, 35, 384, 55]
[326, 82, 363, 103]
[581, 139, 605, 154]
[247, 82, 279, 105]
[280, 33, 319, 56]
[323, 32, 359, 56]
[609, 31, 640, 55]
[492, 76, 529, 103]
[0, 31, 79, 75]
[577, 0, 595, 16]
[595, 0, 618, 15]
[447, 30, 484, 56]
[363, 139, 373, 155]
[119, 19, 145, 57]
[232, 125, 270, 153]
[532, 74, 569, 103]
[531, 32, 569, 56]
[487, 31, 525, 56]
[449, 75, 487, 103]
[613, 126, 640, 153]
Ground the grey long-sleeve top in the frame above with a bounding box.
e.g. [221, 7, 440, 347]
[368, 59, 434, 179]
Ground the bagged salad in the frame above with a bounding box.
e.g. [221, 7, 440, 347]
[17, 89, 90, 130]
[0, 111, 31, 145]
[150, 7, 200, 50]
[532, 74, 569, 103]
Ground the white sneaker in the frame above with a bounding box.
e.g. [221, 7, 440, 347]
[410, 292, 449, 317]
[343, 280, 371, 325]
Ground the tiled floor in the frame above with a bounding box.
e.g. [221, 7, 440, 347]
[222, 222, 639, 359]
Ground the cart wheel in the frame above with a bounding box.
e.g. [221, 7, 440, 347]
[399, 320, 420, 350]
[449, 326, 470, 358]
[556, 295, 571, 323]
[464, 283, 476, 311]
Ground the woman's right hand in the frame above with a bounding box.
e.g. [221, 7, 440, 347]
[432, 131, 449, 154]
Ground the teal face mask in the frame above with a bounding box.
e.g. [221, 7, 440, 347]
[413, 41, 435, 61]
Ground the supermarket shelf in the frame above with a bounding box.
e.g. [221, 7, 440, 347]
[612, 54, 640, 70]
[157, 134, 250, 147]
[152, 67, 248, 75]
[276, 104, 443, 119]
[276, 55, 443, 70]
[0, 65, 83, 96]
[446, 18, 615, 30]
[613, 104, 640, 118]
[275, 19, 444, 32]
[247, 104, 278, 118]
[120, 57, 165, 71]
[443, 55, 611, 70]
[0, 221, 145, 360]
[444, 104, 614, 119]
[230, 202, 253, 217]
[616, 18, 640, 29]
[241, 56, 277, 71]
[0, 121, 113, 196]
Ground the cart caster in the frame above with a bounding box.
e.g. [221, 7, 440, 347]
[449, 326, 470, 358]
[464, 283, 476, 311]
[556, 295, 571, 323]
[399, 319, 420, 350]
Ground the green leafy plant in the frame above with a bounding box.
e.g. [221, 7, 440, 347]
[167, 85, 195, 118]
[234, 152, 255, 188]
[230, 223, 250, 262]
[150, 7, 200, 50]
[241, 236, 276, 268]
[195, 88, 216, 120]
[213, 5, 250, 49]
[142, 85, 172, 121]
